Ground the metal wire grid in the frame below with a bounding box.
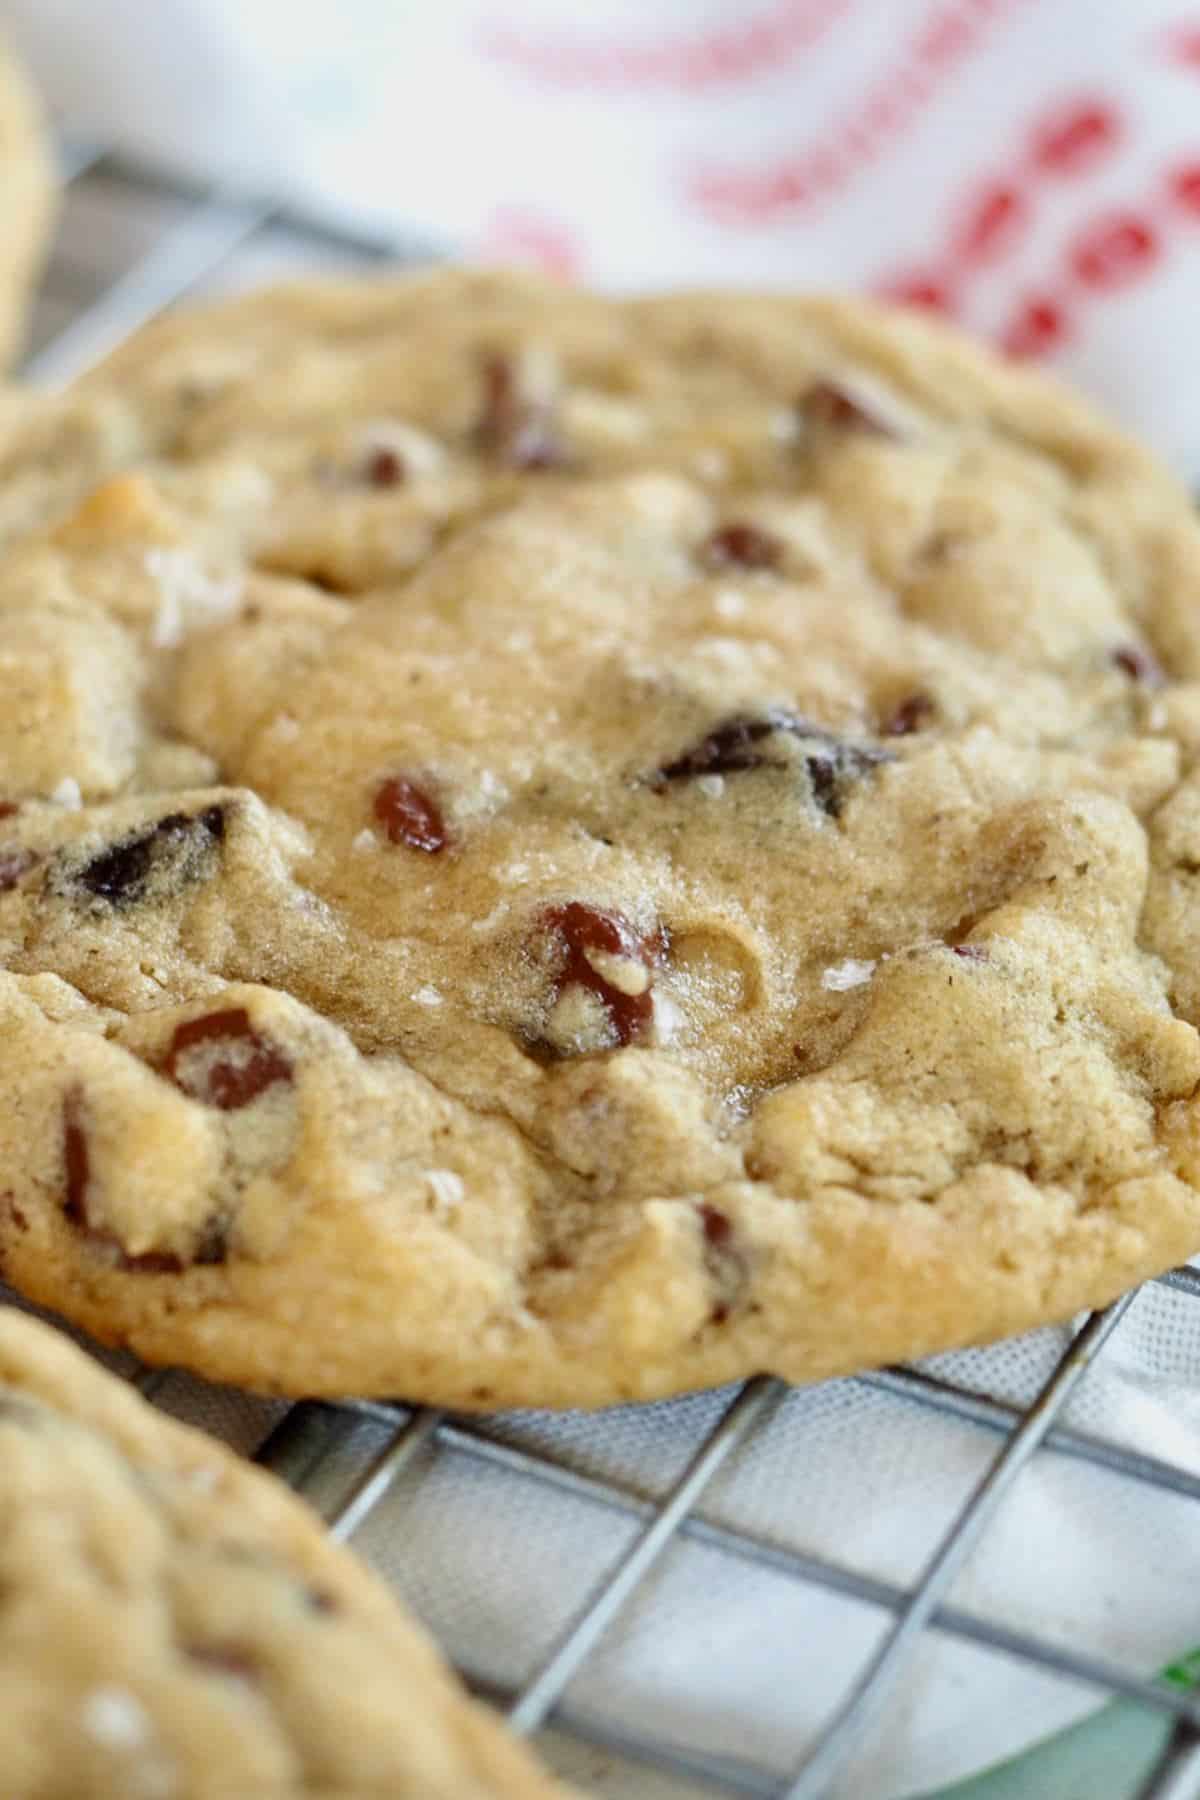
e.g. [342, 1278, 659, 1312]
[25, 141, 1200, 1800]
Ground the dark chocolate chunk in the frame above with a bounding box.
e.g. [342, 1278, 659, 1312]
[883, 693, 935, 736]
[0, 847, 38, 892]
[164, 1008, 292, 1111]
[702, 522, 783, 572]
[1111, 642, 1165, 686]
[364, 446, 405, 488]
[373, 776, 449, 853]
[654, 709, 893, 816]
[75, 806, 225, 907]
[695, 1203, 746, 1325]
[541, 902, 668, 1050]
[185, 1644, 258, 1681]
[62, 1088, 90, 1229]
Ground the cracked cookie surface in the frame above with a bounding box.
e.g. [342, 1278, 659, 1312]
[3, 271, 1200, 1403]
[0, 1308, 570, 1797]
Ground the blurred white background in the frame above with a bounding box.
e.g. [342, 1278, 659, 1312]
[3, 1, 1199, 463]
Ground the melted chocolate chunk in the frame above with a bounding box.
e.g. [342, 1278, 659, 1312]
[0, 801, 19, 820]
[0, 847, 37, 892]
[164, 1008, 292, 1111]
[373, 777, 449, 853]
[364, 446, 405, 488]
[656, 714, 782, 782]
[475, 351, 566, 470]
[655, 709, 893, 816]
[702, 522, 783, 572]
[75, 806, 225, 907]
[62, 1089, 90, 1229]
[799, 379, 897, 436]
[542, 902, 668, 1049]
[1111, 642, 1165, 686]
[185, 1644, 258, 1681]
[695, 1203, 745, 1325]
[883, 693, 935, 736]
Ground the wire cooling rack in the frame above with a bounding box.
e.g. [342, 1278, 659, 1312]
[21, 142, 1200, 1800]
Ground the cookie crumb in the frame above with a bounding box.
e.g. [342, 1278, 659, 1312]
[81, 1687, 148, 1750]
[821, 958, 876, 992]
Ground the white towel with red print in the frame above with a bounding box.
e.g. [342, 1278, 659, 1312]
[7, 0, 1200, 472]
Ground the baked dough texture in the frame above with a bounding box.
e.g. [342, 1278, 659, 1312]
[2, 272, 1200, 1404]
[0, 1308, 570, 1798]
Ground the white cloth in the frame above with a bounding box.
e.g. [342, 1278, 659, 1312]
[7, 0, 1200, 474]
[3, 2, 1200, 1791]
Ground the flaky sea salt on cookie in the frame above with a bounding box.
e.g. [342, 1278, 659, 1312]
[2, 272, 1200, 1405]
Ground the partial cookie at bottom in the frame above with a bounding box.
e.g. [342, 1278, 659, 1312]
[0, 1308, 571, 1799]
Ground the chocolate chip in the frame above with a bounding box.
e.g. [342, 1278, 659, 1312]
[701, 523, 783, 572]
[164, 1008, 292, 1111]
[695, 1203, 745, 1325]
[62, 1088, 90, 1229]
[655, 714, 782, 783]
[883, 693, 935, 736]
[1111, 643, 1165, 686]
[1, 1198, 29, 1233]
[698, 1203, 733, 1247]
[654, 709, 893, 817]
[123, 1249, 186, 1275]
[799, 379, 897, 436]
[74, 806, 225, 907]
[185, 1644, 258, 1681]
[475, 351, 566, 470]
[541, 901, 668, 1050]
[0, 801, 19, 820]
[373, 776, 449, 853]
[364, 446, 405, 488]
[0, 848, 37, 892]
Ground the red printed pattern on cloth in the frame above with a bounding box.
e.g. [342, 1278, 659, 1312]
[479, 0, 849, 92]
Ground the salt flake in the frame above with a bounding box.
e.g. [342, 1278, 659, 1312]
[50, 777, 82, 809]
[81, 1687, 148, 1750]
[425, 1168, 465, 1213]
[821, 958, 876, 992]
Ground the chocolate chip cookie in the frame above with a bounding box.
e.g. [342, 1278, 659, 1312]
[3, 272, 1200, 1404]
[0, 1307, 569, 1797]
